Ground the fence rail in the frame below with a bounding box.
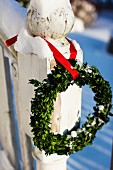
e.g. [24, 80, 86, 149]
[0, 40, 35, 170]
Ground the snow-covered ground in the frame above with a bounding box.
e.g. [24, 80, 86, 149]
[67, 11, 113, 170]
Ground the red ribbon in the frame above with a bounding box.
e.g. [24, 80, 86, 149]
[5, 35, 79, 80]
[66, 38, 77, 59]
[45, 39, 79, 80]
[5, 35, 18, 47]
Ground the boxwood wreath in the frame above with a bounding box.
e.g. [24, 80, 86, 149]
[29, 59, 113, 156]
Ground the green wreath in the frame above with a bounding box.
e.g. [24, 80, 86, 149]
[29, 59, 113, 156]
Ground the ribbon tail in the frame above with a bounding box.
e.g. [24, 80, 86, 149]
[70, 69, 79, 80]
[64, 61, 79, 80]
[5, 35, 18, 47]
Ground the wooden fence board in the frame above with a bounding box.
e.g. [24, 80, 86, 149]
[18, 53, 47, 137]
[0, 150, 15, 170]
[0, 46, 15, 166]
[16, 53, 47, 170]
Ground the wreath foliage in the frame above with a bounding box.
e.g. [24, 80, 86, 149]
[29, 59, 113, 156]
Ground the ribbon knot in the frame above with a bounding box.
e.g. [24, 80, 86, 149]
[45, 39, 79, 80]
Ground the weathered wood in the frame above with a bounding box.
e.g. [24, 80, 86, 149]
[17, 53, 47, 170]
[0, 44, 24, 170]
[0, 46, 15, 166]
[4, 56, 23, 170]
[10, 57, 34, 170]
[18, 53, 47, 137]
[0, 149, 15, 170]
[36, 157, 68, 170]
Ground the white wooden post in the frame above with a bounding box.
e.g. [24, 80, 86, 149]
[13, 0, 83, 169]
[18, 53, 47, 138]
[17, 53, 69, 170]
[36, 156, 68, 170]
[17, 50, 82, 170]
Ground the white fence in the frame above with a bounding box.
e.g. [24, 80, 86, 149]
[0, 40, 36, 170]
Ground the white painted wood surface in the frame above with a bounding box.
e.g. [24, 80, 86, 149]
[0, 150, 15, 170]
[36, 157, 68, 170]
[18, 53, 47, 137]
[0, 46, 15, 166]
[0, 43, 34, 170]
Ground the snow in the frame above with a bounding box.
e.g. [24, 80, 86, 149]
[0, 0, 26, 38]
[14, 23, 83, 61]
[81, 13, 113, 42]
[14, 22, 53, 59]
[98, 105, 104, 111]
[14, 21, 83, 60]
[71, 131, 77, 138]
